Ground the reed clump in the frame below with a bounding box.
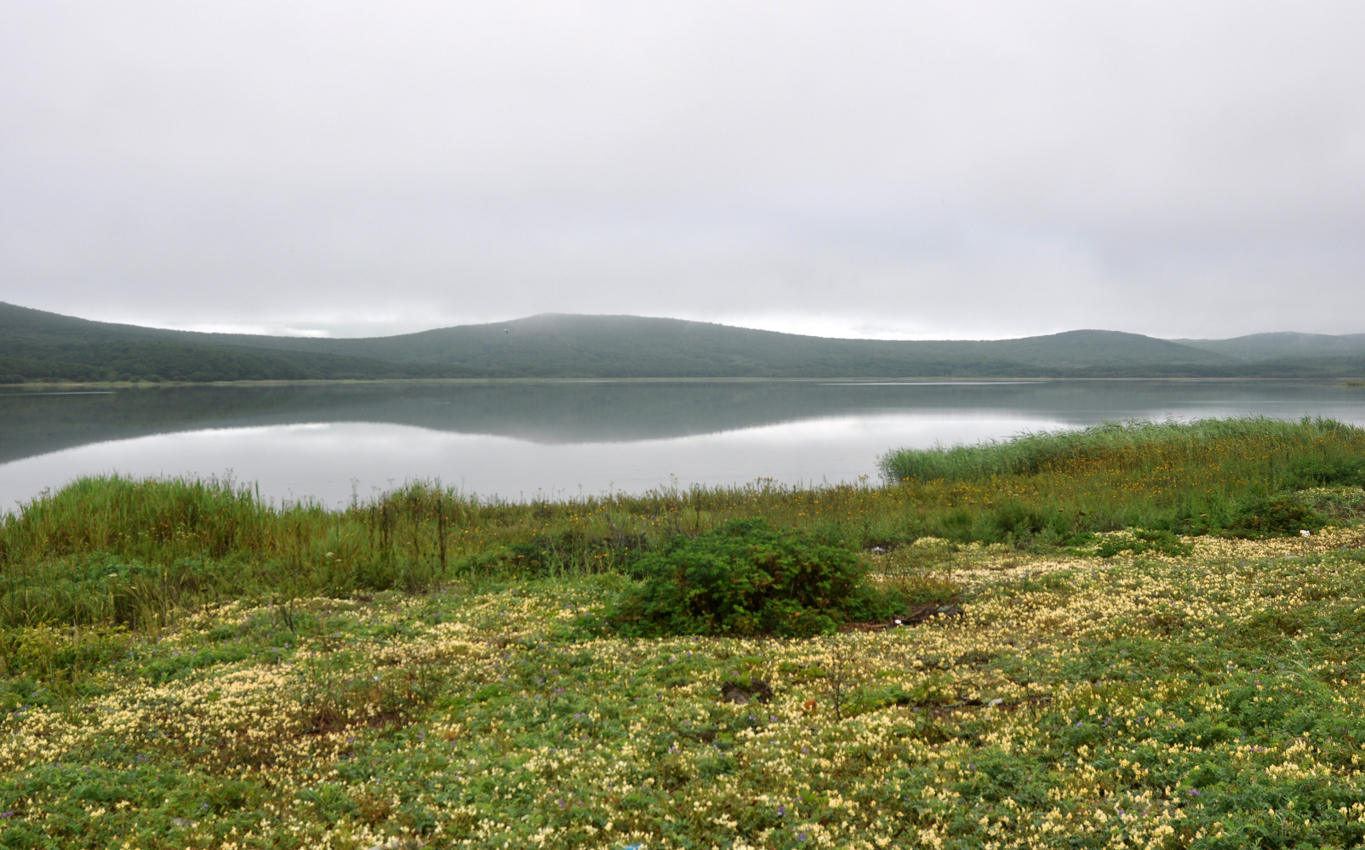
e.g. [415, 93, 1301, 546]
[880, 417, 1358, 483]
[881, 416, 1365, 541]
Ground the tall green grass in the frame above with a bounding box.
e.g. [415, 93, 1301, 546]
[880, 417, 1360, 483]
[882, 417, 1365, 535]
[3, 418, 1363, 631]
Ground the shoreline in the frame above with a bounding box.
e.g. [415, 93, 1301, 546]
[4, 374, 1364, 391]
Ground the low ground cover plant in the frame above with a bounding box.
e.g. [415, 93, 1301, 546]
[3, 523, 1365, 847]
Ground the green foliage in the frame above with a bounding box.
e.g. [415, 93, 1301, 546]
[6, 512, 1365, 846]
[1094, 528, 1192, 558]
[881, 417, 1355, 484]
[1284, 454, 1365, 488]
[881, 417, 1365, 545]
[0, 476, 464, 630]
[1297, 485, 1365, 521]
[4, 418, 1361, 635]
[8, 414, 1365, 848]
[1226, 495, 1326, 538]
[503, 526, 646, 578]
[984, 500, 1049, 542]
[606, 519, 894, 638]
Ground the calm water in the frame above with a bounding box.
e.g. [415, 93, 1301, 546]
[3, 380, 1364, 511]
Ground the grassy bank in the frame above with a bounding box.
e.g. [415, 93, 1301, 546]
[5, 418, 1364, 634]
[3, 418, 1365, 848]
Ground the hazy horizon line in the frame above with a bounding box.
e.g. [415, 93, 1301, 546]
[11, 300, 1365, 346]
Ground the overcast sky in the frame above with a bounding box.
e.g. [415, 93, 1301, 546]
[2, 1, 1363, 341]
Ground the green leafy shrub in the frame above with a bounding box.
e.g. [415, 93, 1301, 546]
[1284, 456, 1365, 489]
[877, 572, 963, 611]
[935, 508, 977, 542]
[986, 501, 1049, 542]
[504, 527, 646, 577]
[1227, 495, 1326, 538]
[1095, 529, 1192, 558]
[606, 519, 897, 638]
[1297, 486, 1365, 521]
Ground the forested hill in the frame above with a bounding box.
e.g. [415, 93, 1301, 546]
[2, 301, 1363, 383]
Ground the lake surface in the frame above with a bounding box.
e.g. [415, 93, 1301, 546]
[4, 380, 1365, 511]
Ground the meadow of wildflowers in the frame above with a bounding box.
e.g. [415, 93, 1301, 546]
[2, 418, 1365, 848]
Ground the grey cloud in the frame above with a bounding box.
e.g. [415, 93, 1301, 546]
[2, 1, 1363, 339]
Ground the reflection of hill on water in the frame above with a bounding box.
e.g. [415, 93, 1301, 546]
[3, 380, 1363, 466]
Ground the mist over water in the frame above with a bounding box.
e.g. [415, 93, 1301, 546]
[4, 380, 1365, 511]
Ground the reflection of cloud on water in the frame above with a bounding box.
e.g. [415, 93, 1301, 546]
[7, 380, 1365, 512]
[714, 413, 1074, 447]
[180, 422, 334, 438]
[821, 381, 1047, 387]
[2, 417, 942, 510]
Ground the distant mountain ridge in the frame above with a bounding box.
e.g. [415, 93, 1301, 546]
[2, 301, 1363, 383]
[1177, 331, 1365, 360]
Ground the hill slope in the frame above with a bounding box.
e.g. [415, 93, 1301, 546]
[1, 301, 1360, 382]
[0, 302, 450, 382]
[1177, 331, 1365, 361]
